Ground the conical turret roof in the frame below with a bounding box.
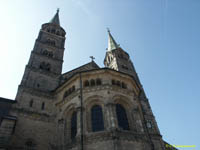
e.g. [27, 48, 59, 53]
[49, 9, 60, 25]
[107, 29, 119, 51]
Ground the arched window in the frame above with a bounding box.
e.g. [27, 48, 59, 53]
[90, 79, 95, 86]
[46, 63, 51, 71]
[96, 78, 102, 86]
[56, 31, 60, 36]
[24, 140, 36, 150]
[63, 91, 69, 98]
[84, 80, 89, 87]
[68, 88, 72, 95]
[108, 56, 111, 62]
[29, 100, 33, 107]
[71, 112, 77, 140]
[116, 104, 129, 130]
[72, 86, 75, 92]
[112, 79, 116, 85]
[51, 29, 55, 34]
[122, 82, 127, 89]
[116, 81, 121, 87]
[91, 105, 104, 132]
[39, 62, 51, 71]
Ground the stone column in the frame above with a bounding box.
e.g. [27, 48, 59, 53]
[76, 106, 81, 135]
[57, 118, 65, 150]
[105, 103, 117, 129]
[76, 106, 86, 150]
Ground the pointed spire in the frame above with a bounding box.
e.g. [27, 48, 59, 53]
[107, 28, 119, 51]
[49, 9, 60, 25]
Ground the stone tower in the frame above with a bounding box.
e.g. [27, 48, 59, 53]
[103, 30, 165, 150]
[104, 29, 139, 82]
[15, 9, 66, 105]
[10, 10, 66, 149]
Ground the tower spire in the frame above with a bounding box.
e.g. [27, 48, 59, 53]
[49, 9, 60, 25]
[107, 28, 119, 51]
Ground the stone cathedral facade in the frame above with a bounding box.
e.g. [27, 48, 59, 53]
[0, 11, 176, 150]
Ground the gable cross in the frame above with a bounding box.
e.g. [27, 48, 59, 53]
[90, 56, 95, 62]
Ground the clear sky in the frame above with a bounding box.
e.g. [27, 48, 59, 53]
[0, 0, 199, 148]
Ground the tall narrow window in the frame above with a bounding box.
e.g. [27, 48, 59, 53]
[71, 112, 77, 140]
[29, 100, 33, 107]
[90, 79, 95, 86]
[84, 80, 89, 87]
[112, 79, 116, 85]
[72, 86, 75, 92]
[63, 90, 69, 98]
[96, 78, 102, 86]
[116, 104, 129, 130]
[122, 82, 127, 89]
[91, 105, 104, 132]
[41, 102, 45, 110]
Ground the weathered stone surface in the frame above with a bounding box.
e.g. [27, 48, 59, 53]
[0, 12, 174, 150]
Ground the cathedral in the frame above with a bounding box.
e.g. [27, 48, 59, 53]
[0, 10, 176, 150]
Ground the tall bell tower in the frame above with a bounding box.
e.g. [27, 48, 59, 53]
[15, 10, 66, 105]
[21, 9, 65, 91]
[10, 10, 67, 149]
[104, 29, 140, 83]
[104, 30, 164, 150]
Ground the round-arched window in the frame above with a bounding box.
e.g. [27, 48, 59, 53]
[116, 104, 129, 130]
[96, 78, 102, 86]
[84, 80, 89, 87]
[90, 79, 95, 86]
[91, 105, 104, 132]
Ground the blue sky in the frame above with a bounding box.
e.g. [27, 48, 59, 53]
[0, 0, 199, 148]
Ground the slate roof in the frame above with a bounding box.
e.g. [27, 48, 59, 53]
[59, 61, 99, 85]
[49, 9, 60, 26]
[0, 97, 16, 120]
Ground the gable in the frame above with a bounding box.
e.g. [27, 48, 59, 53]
[59, 61, 99, 85]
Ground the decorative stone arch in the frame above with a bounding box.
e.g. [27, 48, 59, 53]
[84, 95, 106, 133]
[112, 95, 133, 109]
[112, 95, 135, 131]
[84, 95, 104, 108]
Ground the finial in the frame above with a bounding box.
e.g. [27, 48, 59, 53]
[107, 27, 110, 33]
[90, 56, 95, 62]
[57, 8, 60, 13]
